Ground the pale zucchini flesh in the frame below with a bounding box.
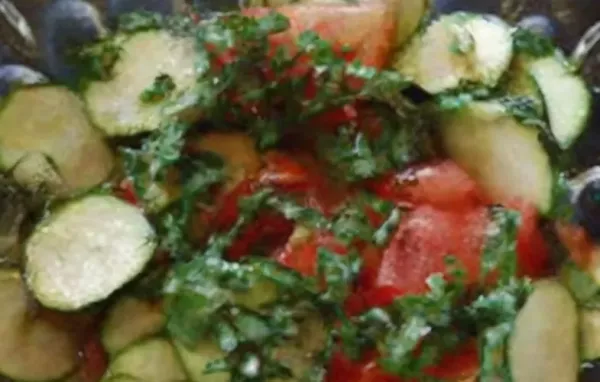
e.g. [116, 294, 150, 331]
[174, 315, 326, 382]
[103, 338, 187, 382]
[104, 377, 140, 382]
[102, 296, 166, 356]
[0, 271, 80, 381]
[509, 280, 578, 382]
[174, 340, 229, 382]
[25, 195, 157, 311]
[392, 0, 429, 48]
[529, 55, 591, 149]
[581, 309, 600, 361]
[395, 13, 513, 93]
[0, 86, 114, 196]
[440, 101, 553, 212]
[504, 55, 544, 114]
[84, 30, 198, 136]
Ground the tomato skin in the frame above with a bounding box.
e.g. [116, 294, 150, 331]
[327, 351, 400, 382]
[507, 199, 551, 278]
[375, 205, 488, 296]
[78, 335, 108, 382]
[327, 344, 478, 382]
[368, 161, 487, 210]
[227, 213, 294, 261]
[424, 341, 479, 380]
[115, 179, 139, 206]
[556, 222, 595, 269]
[357, 244, 384, 291]
[259, 151, 311, 190]
[275, 235, 319, 276]
[244, 3, 396, 69]
[274, 232, 347, 276]
[259, 151, 348, 216]
[212, 179, 256, 230]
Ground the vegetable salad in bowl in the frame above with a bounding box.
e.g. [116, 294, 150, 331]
[0, 0, 598, 381]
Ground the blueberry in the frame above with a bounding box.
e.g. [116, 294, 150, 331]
[517, 15, 559, 40]
[0, 65, 48, 98]
[401, 85, 433, 105]
[189, 0, 240, 14]
[573, 90, 600, 169]
[0, 44, 16, 66]
[433, 0, 500, 15]
[40, 0, 106, 85]
[581, 360, 600, 382]
[107, 0, 177, 27]
[576, 177, 600, 239]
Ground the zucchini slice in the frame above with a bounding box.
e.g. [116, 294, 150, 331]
[102, 296, 166, 356]
[84, 30, 198, 136]
[0, 86, 114, 196]
[439, 100, 553, 212]
[504, 55, 544, 114]
[395, 13, 513, 93]
[25, 195, 157, 311]
[174, 315, 326, 382]
[246, 0, 430, 47]
[104, 377, 140, 382]
[0, 270, 80, 381]
[528, 56, 591, 149]
[103, 338, 187, 382]
[509, 280, 578, 382]
[389, 0, 430, 48]
[174, 340, 228, 382]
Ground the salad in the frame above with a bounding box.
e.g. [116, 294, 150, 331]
[0, 0, 597, 382]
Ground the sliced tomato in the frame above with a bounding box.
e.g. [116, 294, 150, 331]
[327, 351, 399, 382]
[77, 335, 108, 382]
[259, 151, 311, 190]
[115, 179, 139, 206]
[424, 340, 479, 381]
[368, 161, 487, 210]
[375, 205, 489, 296]
[244, 3, 396, 69]
[357, 244, 385, 291]
[274, 231, 347, 276]
[327, 343, 478, 382]
[227, 212, 294, 261]
[275, 234, 319, 276]
[259, 151, 349, 215]
[212, 179, 256, 230]
[556, 222, 595, 269]
[505, 199, 551, 278]
[308, 103, 360, 131]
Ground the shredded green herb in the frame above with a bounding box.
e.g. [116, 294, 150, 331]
[513, 28, 556, 58]
[140, 74, 176, 103]
[481, 207, 521, 283]
[113, 10, 539, 382]
[499, 96, 547, 129]
[118, 11, 165, 33]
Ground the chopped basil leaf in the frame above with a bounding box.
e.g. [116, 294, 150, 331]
[140, 73, 176, 103]
[481, 206, 521, 283]
[513, 28, 556, 58]
[118, 11, 164, 33]
[499, 96, 547, 129]
[373, 208, 402, 247]
[547, 172, 575, 221]
[436, 84, 494, 110]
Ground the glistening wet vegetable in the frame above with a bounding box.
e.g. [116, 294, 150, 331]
[0, 2, 596, 382]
